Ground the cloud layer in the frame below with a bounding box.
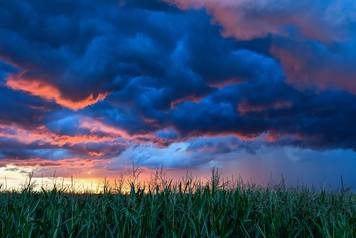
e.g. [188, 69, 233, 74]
[0, 0, 355, 178]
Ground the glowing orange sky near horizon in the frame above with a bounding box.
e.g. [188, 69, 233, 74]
[0, 163, 219, 193]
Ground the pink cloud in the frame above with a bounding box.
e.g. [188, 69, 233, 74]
[0, 123, 118, 147]
[237, 100, 292, 114]
[167, 0, 351, 42]
[271, 45, 356, 94]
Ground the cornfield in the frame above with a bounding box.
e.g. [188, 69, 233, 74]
[0, 170, 355, 237]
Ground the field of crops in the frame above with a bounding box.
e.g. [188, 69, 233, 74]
[0, 171, 355, 237]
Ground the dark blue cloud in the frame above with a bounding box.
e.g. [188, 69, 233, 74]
[0, 85, 55, 127]
[0, 61, 17, 83]
[168, 81, 356, 150]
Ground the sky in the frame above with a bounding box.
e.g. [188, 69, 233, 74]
[0, 0, 355, 190]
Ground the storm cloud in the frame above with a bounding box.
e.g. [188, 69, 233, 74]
[0, 0, 355, 173]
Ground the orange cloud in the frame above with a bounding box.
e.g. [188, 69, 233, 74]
[6, 75, 107, 110]
[209, 77, 242, 88]
[237, 101, 292, 114]
[0, 123, 120, 147]
[0, 117, 159, 154]
[0, 158, 106, 178]
[79, 118, 133, 140]
[79, 117, 159, 143]
[187, 131, 259, 142]
[0, 158, 61, 168]
[170, 95, 202, 108]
